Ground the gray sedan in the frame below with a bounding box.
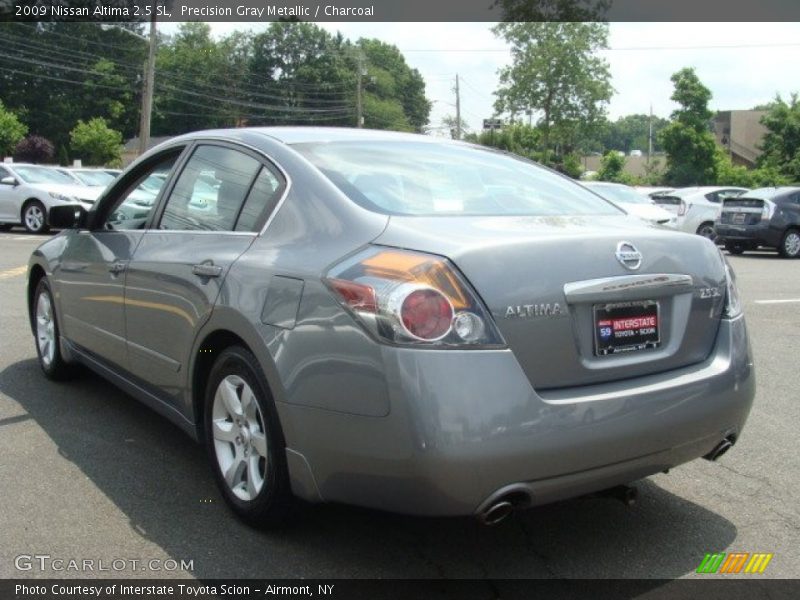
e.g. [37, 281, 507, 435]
[27, 128, 754, 527]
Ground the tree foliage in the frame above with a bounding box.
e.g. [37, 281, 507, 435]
[593, 113, 669, 155]
[70, 117, 123, 166]
[659, 68, 719, 186]
[0, 21, 431, 149]
[757, 94, 800, 182]
[597, 151, 626, 182]
[492, 22, 613, 155]
[14, 135, 54, 163]
[0, 99, 27, 157]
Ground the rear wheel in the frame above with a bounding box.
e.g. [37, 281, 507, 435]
[33, 278, 75, 380]
[22, 200, 49, 234]
[204, 346, 294, 528]
[725, 241, 745, 255]
[696, 222, 716, 241]
[779, 229, 800, 258]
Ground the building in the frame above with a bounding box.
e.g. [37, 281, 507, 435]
[713, 110, 768, 167]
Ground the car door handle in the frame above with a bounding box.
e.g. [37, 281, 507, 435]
[192, 262, 223, 278]
[108, 261, 127, 274]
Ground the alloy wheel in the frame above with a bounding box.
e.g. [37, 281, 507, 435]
[211, 375, 268, 501]
[784, 231, 800, 257]
[25, 205, 45, 232]
[35, 290, 56, 368]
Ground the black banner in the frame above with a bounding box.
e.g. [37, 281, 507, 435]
[2, 0, 800, 22]
[3, 579, 800, 600]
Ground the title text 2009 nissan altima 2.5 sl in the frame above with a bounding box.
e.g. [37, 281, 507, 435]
[27, 128, 754, 527]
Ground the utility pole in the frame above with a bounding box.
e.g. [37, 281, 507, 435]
[138, 5, 157, 156]
[356, 53, 365, 128]
[647, 103, 653, 165]
[454, 74, 461, 140]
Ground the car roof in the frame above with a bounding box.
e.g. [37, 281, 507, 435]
[663, 186, 748, 197]
[171, 126, 460, 147]
[739, 186, 800, 200]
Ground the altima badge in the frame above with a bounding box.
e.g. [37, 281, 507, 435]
[615, 241, 642, 270]
[505, 303, 562, 318]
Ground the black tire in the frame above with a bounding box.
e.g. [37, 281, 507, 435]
[725, 241, 745, 255]
[22, 200, 49, 234]
[204, 346, 294, 528]
[779, 229, 800, 258]
[32, 278, 76, 380]
[0, 223, 12, 231]
[696, 222, 716, 241]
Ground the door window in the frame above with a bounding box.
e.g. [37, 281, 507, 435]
[101, 151, 182, 230]
[159, 145, 262, 232]
[235, 167, 284, 232]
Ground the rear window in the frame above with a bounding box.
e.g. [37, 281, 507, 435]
[294, 141, 622, 217]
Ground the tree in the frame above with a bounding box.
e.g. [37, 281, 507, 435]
[659, 68, 719, 186]
[757, 94, 800, 181]
[492, 22, 612, 159]
[0, 99, 27, 156]
[597, 113, 669, 154]
[440, 115, 470, 139]
[14, 135, 54, 163]
[69, 118, 123, 166]
[597, 151, 626, 182]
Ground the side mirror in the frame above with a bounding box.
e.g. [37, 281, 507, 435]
[48, 204, 88, 230]
[0, 176, 18, 186]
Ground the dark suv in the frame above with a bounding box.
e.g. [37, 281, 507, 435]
[715, 187, 800, 257]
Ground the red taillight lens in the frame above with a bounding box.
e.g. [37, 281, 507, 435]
[399, 288, 454, 340]
[324, 247, 505, 348]
[678, 200, 687, 216]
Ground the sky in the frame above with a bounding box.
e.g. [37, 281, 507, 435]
[190, 22, 800, 136]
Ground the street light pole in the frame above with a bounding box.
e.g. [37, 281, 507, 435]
[138, 5, 157, 155]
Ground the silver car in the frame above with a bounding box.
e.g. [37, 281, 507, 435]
[27, 128, 754, 527]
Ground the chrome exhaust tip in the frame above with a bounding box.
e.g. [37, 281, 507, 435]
[703, 436, 736, 461]
[479, 500, 514, 526]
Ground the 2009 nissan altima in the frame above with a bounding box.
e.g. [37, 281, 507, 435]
[27, 128, 754, 527]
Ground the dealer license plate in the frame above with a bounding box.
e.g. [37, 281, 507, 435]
[594, 300, 660, 356]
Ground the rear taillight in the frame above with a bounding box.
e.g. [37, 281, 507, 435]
[761, 200, 776, 220]
[718, 250, 743, 319]
[324, 247, 505, 347]
[678, 200, 687, 216]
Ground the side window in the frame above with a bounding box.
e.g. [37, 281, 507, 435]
[159, 145, 261, 232]
[235, 167, 284, 232]
[0, 166, 10, 179]
[103, 152, 181, 230]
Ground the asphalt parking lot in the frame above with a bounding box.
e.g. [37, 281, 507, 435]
[0, 229, 797, 580]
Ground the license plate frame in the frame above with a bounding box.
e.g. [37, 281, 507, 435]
[732, 212, 746, 224]
[594, 300, 661, 356]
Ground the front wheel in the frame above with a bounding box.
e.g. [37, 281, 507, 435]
[204, 346, 294, 528]
[22, 200, 49, 234]
[33, 278, 75, 380]
[725, 241, 745, 255]
[779, 229, 800, 258]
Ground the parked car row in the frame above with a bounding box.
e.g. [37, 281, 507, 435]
[0, 164, 119, 233]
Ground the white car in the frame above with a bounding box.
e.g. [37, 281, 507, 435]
[583, 181, 677, 228]
[0, 163, 102, 233]
[651, 187, 748, 239]
[55, 167, 118, 190]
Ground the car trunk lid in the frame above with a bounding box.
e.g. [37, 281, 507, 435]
[720, 197, 767, 226]
[375, 215, 727, 390]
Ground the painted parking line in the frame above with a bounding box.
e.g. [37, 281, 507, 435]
[754, 298, 800, 305]
[0, 266, 27, 280]
[0, 235, 42, 241]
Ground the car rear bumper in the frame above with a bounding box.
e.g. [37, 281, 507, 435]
[278, 316, 754, 516]
[715, 222, 778, 247]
